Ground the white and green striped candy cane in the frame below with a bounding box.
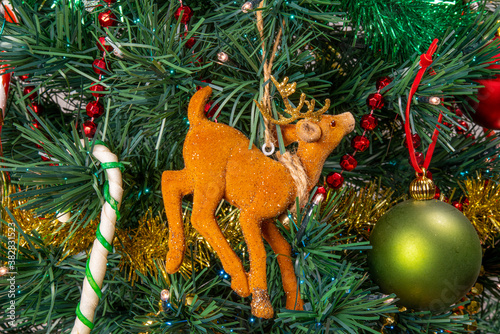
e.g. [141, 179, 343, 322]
[72, 141, 124, 334]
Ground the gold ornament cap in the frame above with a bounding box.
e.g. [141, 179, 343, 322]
[409, 169, 436, 200]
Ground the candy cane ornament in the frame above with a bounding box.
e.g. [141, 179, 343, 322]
[0, 0, 19, 119]
[72, 141, 124, 334]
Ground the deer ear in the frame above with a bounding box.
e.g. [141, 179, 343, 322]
[296, 120, 321, 142]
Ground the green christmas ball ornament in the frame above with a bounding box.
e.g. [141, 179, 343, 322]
[367, 199, 482, 312]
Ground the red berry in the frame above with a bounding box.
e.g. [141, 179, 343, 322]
[452, 201, 463, 212]
[23, 86, 37, 99]
[326, 172, 344, 189]
[442, 121, 452, 128]
[41, 155, 50, 162]
[366, 93, 384, 109]
[86, 101, 105, 118]
[434, 186, 441, 199]
[92, 59, 108, 75]
[340, 154, 357, 171]
[31, 120, 41, 130]
[97, 36, 113, 52]
[465, 133, 475, 140]
[19, 74, 29, 81]
[409, 151, 424, 167]
[103, 0, 116, 4]
[90, 82, 106, 97]
[463, 198, 469, 206]
[360, 114, 378, 131]
[404, 133, 421, 149]
[456, 120, 469, 134]
[454, 108, 463, 117]
[196, 79, 212, 90]
[174, 5, 193, 24]
[182, 32, 196, 49]
[376, 76, 392, 90]
[29, 102, 44, 115]
[351, 135, 370, 152]
[98, 10, 117, 28]
[204, 101, 220, 118]
[83, 120, 97, 138]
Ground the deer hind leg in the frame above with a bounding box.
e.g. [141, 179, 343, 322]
[239, 212, 274, 319]
[261, 220, 304, 311]
[191, 180, 250, 298]
[162, 170, 193, 274]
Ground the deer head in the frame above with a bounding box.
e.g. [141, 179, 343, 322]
[256, 76, 355, 190]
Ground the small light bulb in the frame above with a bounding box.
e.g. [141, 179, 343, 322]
[241, 1, 253, 13]
[160, 289, 170, 301]
[429, 96, 441, 105]
[217, 51, 229, 63]
[0, 267, 8, 276]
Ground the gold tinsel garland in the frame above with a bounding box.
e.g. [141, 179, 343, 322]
[2, 176, 499, 286]
[461, 176, 500, 245]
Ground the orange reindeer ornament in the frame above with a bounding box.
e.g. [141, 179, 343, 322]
[161, 77, 354, 318]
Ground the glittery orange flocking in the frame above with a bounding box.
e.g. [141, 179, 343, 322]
[162, 83, 354, 318]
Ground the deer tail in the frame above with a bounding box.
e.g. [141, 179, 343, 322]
[187, 86, 212, 125]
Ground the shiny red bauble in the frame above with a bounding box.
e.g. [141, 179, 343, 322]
[326, 172, 344, 189]
[86, 101, 105, 118]
[174, 5, 193, 24]
[340, 154, 357, 171]
[97, 36, 113, 52]
[23, 86, 37, 99]
[98, 10, 118, 28]
[360, 114, 378, 131]
[90, 82, 106, 97]
[366, 93, 384, 109]
[83, 120, 97, 138]
[351, 135, 370, 152]
[468, 37, 500, 129]
[29, 102, 44, 115]
[92, 59, 108, 75]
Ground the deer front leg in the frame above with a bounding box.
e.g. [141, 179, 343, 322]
[162, 170, 193, 274]
[239, 212, 274, 319]
[191, 181, 250, 298]
[262, 220, 304, 311]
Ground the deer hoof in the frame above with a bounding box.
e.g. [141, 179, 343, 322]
[286, 293, 304, 311]
[251, 288, 274, 319]
[165, 251, 184, 274]
[231, 272, 250, 297]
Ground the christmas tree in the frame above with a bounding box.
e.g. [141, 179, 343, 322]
[1, 0, 500, 332]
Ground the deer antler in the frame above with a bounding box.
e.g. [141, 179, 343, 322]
[255, 76, 330, 125]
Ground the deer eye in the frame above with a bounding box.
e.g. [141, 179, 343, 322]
[330, 120, 336, 127]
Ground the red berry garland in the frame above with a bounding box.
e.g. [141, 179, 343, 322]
[325, 76, 391, 189]
[174, 5, 193, 24]
[83, 5, 119, 138]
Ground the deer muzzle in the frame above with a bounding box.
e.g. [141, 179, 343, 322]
[339, 112, 355, 135]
